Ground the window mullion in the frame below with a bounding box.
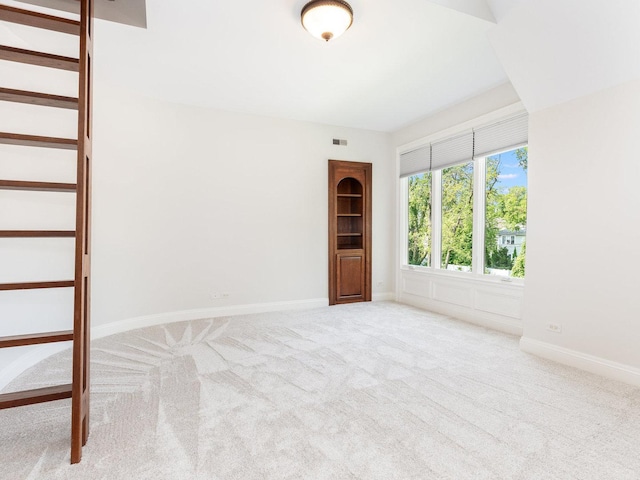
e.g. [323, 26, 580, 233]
[432, 169, 442, 269]
[472, 156, 486, 275]
[400, 177, 409, 267]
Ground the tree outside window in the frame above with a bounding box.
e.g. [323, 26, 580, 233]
[485, 147, 528, 277]
[406, 146, 528, 278]
[441, 162, 474, 270]
[408, 172, 432, 266]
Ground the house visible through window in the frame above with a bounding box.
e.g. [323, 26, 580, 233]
[485, 147, 528, 278]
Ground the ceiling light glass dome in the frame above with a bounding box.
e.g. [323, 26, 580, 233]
[301, 1, 353, 42]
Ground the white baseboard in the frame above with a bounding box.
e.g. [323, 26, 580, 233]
[94, 294, 393, 340]
[400, 293, 523, 336]
[0, 343, 70, 392]
[520, 337, 640, 387]
[92, 297, 329, 339]
[372, 292, 394, 302]
[0, 297, 328, 391]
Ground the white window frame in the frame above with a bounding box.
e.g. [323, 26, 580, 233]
[398, 108, 528, 287]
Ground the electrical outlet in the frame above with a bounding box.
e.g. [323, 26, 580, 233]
[211, 292, 226, 300]
[377, 281, 384, 287]
[547, 323, 562, 333]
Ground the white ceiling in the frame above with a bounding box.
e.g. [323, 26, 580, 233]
[92, 0, 509, 132]
[6, 0, 640, 132]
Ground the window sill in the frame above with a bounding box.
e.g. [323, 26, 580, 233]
[401, 265, 525, 288]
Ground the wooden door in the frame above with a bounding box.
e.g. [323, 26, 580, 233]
[336, 252, 365, 302]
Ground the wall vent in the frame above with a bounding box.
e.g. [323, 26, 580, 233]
[332, 138, 348, 146]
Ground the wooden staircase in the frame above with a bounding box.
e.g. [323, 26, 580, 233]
[0, 1, 93, 464]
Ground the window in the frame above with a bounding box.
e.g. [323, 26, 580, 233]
[485, 147, 528, 278]
[401, 112, 528, 279]
[408, 172, 432, 266]
[441, 162, 473, 271]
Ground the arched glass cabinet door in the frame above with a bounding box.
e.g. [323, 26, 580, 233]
[336, 177, 363, 250]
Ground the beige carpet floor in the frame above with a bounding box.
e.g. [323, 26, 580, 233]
[1, 302, 639, 479]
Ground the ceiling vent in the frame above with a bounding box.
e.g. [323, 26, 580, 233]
[333, 138, 347, 146]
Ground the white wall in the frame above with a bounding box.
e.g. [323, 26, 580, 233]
[520, 79, 640, 383]
[0, 79, 395, 389]
[91, 83, 395, 327]
[393, 83, 521, 146]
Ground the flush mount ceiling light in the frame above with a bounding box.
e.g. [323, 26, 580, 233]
[301, 0, 353, 42]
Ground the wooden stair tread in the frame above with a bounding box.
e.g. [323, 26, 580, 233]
[0, 230, 75, 238]
[0, 280, 74, 291]
[0, 330, 73, 348]
[0, 5, 80, 36]
[0, 384, 72, 409]
[0, 132, 77, 150]
[0, 180, 77, 192]
[0, 87, 78, 109]
[0, 45, 79, 72]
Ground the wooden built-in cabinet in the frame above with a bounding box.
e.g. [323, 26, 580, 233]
[328, 160, 372, 305]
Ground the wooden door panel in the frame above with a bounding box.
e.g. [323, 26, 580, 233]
[336, 252, 364, 302]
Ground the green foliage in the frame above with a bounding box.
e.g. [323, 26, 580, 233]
[441, 163, 474, 268]
[408, 173, 432, 266]
[516, 147, 528, 171]
[501, 186, 527, 230]
[408, 147, 528, 276]
[484, 151, 528, 276]
[488, 247, 513, 269]
[484, 156, 502, 269]
[511, 242, 526, 278]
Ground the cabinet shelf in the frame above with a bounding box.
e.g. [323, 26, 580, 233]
[337, 193, 362, 198]
[337, 233, 362, 237]
[337, 213, 361, 217]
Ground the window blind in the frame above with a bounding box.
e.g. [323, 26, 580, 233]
[473, 112, 529, 159]
[431, 131, 474, 170]
[399, 112, 528, 177]
[399, 144, 430, 178]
